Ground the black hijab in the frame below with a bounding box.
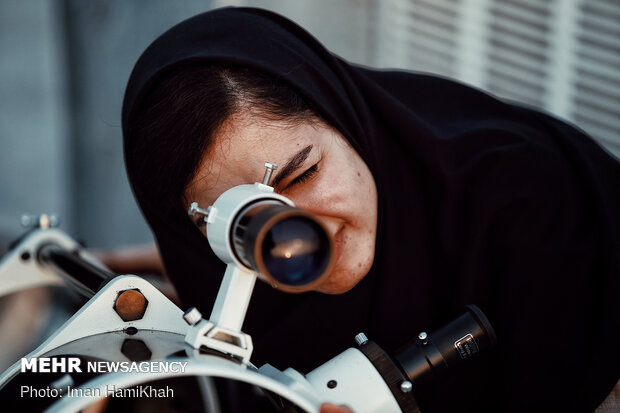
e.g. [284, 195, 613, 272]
[122, 8, 619, 412]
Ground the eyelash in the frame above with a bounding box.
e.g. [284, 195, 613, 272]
[289, 164, 318, 187]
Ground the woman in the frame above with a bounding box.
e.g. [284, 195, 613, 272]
[122, 7, 619, 412]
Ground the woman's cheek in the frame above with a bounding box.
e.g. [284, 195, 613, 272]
[287, 177, 336, 210]
[283, 184, 320, 209]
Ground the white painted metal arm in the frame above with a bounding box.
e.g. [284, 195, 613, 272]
[209, 264, 257, 332]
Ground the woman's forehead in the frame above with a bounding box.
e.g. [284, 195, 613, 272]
[185, 113, 324, 203]
[211, 114, 319, 175]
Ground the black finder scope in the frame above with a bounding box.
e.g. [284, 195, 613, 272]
[395, 305, 497, 388]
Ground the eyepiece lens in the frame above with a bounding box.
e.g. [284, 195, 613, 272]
[261, 216, 331, 286]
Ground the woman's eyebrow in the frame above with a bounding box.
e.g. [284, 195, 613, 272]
[271, 144, 313, 188]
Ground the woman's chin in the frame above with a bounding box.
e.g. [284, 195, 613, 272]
[315, 268, 367, 295]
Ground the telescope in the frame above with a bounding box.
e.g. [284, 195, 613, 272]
[188, 162, 334, 293]
[0, 162, 496, 412]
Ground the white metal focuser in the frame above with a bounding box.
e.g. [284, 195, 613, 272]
[199, 182, 294, 268]
[186, 181, 293, 363]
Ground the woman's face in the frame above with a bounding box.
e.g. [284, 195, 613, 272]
[184, 112, 377, 294]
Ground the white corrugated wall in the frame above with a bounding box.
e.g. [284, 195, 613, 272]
[374, 0, 620, 158]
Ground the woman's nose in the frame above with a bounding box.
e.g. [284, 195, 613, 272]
[301, 207, 342, 240]
[286, 196, 342, 236]
[312, 214, 341, 238]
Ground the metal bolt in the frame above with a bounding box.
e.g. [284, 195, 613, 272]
[354, 332, 368, 346]
[188, 202, 211, 218]
[183, 307, 203, 325]
[48, 214, 60, 227]
[114, 289, 148, 321]
[262, 162, 278, 185]
[20, 214, 33, 227]
[418, 331, 429, 346]
[400, 380, 413, 393]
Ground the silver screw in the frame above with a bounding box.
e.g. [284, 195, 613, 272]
[418, 331, 429, 346]
[48, 214, 60, 227]
[262, 162, 278, 185]
[354, 332, 368, 346]
[400, 380, 413, 393]
[20, 214, 34, 227]
[183, 307, 203, 325]
[188, 202, 211, 218]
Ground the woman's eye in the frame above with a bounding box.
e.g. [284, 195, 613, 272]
[288, 164, 318, 188]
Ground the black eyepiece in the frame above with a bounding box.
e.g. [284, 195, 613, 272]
[260, 215, 332, 286]
[232, 203, 334, 292]
[394, 305, 497, 388]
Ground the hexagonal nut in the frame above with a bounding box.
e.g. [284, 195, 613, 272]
[114, 289, 148, 322]
[121, 339, 152, 362]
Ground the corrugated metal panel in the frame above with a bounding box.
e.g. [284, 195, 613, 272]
[572, 0, 620, 157]
[485, 0, 551, 107]
[373, 0, 620, 158]
[376, 0, 461, 76]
